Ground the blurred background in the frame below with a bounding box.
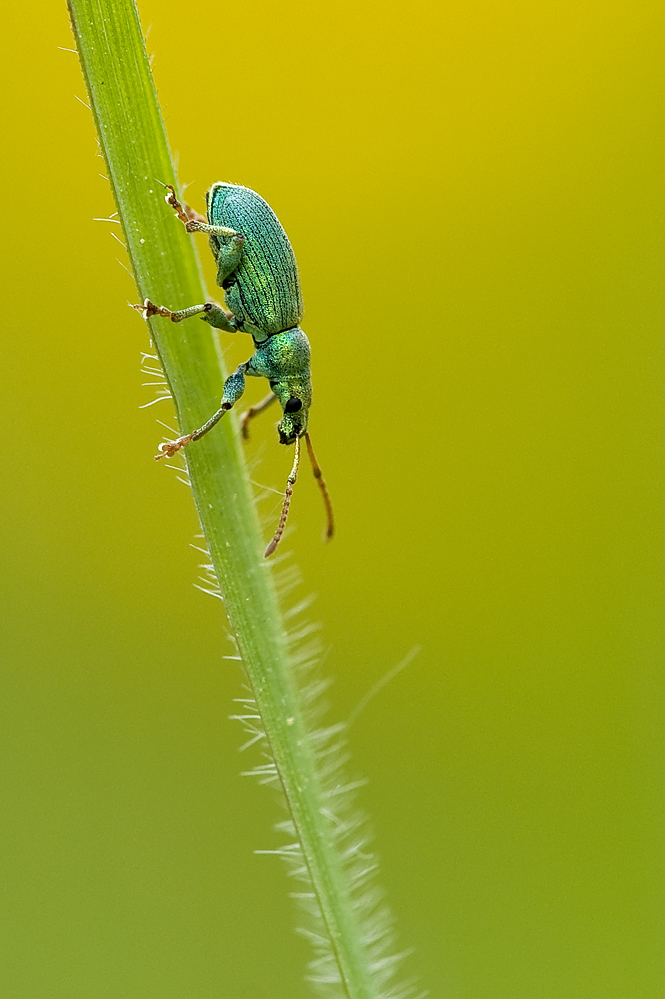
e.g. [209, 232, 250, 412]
[1, 0, 663, 996]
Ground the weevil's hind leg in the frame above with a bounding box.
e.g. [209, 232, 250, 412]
[265, 436, 301, 557]
[132, 299, 238, 333]
[305, 433, 335, 541]
[240, 392, 278, 440]
[165, 185, 238, 238]
[155, 362, 248, 459]
[212, 236, 246, 288]
[163, 185, 245, 287]
[164, 185, 206, 228]
[179, 213, 246, 286]
[182, 203, 207, 225]
[164, 185, 191, 225]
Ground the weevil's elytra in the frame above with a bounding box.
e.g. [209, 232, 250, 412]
[206, 183, 303, 339]
[133, 182, 334, 557]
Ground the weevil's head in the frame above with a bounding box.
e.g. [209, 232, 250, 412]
[278, 394, 309, 445]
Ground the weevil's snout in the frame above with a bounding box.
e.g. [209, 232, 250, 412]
[278, 426, 298, 445]
[278, 416, 305, 445]
[278, 396, 308, 445]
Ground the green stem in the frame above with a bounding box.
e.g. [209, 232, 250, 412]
[67, 1, 378, 996]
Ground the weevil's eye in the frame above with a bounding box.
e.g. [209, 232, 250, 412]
[284, 397, 302, 413]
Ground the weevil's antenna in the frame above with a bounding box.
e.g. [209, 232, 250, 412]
[265, 435, 302, 557]
[305, 433, 335, 541]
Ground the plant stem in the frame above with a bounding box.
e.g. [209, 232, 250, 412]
[67, 1, 379, 996]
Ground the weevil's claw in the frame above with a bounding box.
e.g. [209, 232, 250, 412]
[130, 299, 150, 320]
[155, 434, 194, 460]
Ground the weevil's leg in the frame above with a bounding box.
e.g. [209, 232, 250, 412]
[183, 204, 207, 225]
[163, 186, 245, 287]
[264, 436, 301, 557]
[133, 299, 238, 333]
[155, 363, 248, 459]
[164, 185, 243, 241]
[199, 303, 239, 332]
[212, 236, 246, 288]
[172, 222, 246, 286]
[164, 185, 207, 228]
[240, 392, 278, 440]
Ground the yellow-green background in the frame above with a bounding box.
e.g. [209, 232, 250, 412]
[2, 1, 662, 996]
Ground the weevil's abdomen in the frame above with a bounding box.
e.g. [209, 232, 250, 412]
[206, 183, 303, 337]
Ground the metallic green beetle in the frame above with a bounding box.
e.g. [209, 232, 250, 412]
[135, 183, 333, 556]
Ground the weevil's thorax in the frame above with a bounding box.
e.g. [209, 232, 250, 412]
[251, 327, 312, 444]
[206, 183, 303, 338]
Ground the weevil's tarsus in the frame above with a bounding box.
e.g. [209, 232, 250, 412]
[132, 298, 178, 322]
[155, 433, 194, 460]
[163, 184, 191, 226]
[134, 297, 238, 332]
[161, 183, 207, 225]
[155, 399, 235, 460]
[241, 392, 278, 440]
[305, 433, 334, 541]
[265, 435, 301, 557]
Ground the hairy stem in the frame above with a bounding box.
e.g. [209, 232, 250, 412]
[67, 1, 378, 996]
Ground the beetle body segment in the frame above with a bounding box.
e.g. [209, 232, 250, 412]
[207, 183, 302, 340]
[248, 327, 312, 442]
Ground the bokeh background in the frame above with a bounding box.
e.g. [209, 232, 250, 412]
[2, 1, 663, 996]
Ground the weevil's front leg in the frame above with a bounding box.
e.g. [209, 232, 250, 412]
[133, 299, 238, 333]
[240, 392, 278, 440]
[155, 363, 248, 459]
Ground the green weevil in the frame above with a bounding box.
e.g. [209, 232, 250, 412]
[134, 183, 333, 557]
